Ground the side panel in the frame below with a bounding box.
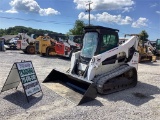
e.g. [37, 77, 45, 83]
[16, 40, 28, 50]
[35, 41, 39, 53]
[128, 52, 139, 70]
[21, 41, 28, 49]
[16, 40, 21, 49]
[55, 42, 65, 55]
[99, 63, 120, 76]
[41, 40, 51, 54]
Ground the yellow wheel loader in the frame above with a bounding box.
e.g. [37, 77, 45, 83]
[43, 26, 139, 105]
[36, 34, 82, 58]
[138, 40, 157, 62]
[36, 36, 56, 56]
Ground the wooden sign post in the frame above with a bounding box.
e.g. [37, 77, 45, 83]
[1, 61, 43, 102]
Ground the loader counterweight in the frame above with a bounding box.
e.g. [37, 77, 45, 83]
[43, 69, 97, 105]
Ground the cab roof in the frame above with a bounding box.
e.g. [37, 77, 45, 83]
[84, 26, 119, 32]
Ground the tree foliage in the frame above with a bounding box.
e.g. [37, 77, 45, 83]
[68, 20, 86, 35]
[139, 30, 149, 41]
[0, 26, 60, 37]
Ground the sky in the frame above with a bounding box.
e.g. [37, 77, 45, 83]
[0, 0, 160, 40]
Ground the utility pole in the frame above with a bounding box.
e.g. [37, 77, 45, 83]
[86, 1, 93, 26]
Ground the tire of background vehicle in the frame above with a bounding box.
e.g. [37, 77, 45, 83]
[23, 50, 27, 54]
[41, 53, 46, 56]
[46, 48, 50, 56]
[46, 47, 54, 56]
[149, 56, 152, 61]
[26, 46, 35, 54]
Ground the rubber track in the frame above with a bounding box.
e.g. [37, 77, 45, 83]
[93, 65, 136, 94]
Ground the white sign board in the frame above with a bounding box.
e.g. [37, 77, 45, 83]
[1, 61, 42, 102]
[1, 64, 21, 92]
[16, 61, 41, 96]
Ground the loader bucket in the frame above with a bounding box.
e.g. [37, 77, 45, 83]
[43, 69, 97, 105]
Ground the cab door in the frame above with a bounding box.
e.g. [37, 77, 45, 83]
[100, 33, 119, 65]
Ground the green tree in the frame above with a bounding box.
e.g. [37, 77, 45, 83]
[0, 26, 62, 37]
[0, 29, 5, 37]
[139, 30, 149, 41]
[68, 20, 86, 35]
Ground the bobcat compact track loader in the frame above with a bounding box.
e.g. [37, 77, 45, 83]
[43, 26, 139, 105]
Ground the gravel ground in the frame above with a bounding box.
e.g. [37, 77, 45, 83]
[0, 50, 160, 120]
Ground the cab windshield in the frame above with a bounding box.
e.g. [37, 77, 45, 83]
[81, 32, 98, 58]
[156, 39, 160, 50]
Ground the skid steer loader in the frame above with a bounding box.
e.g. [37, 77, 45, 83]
[43, 26, 139, 105]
